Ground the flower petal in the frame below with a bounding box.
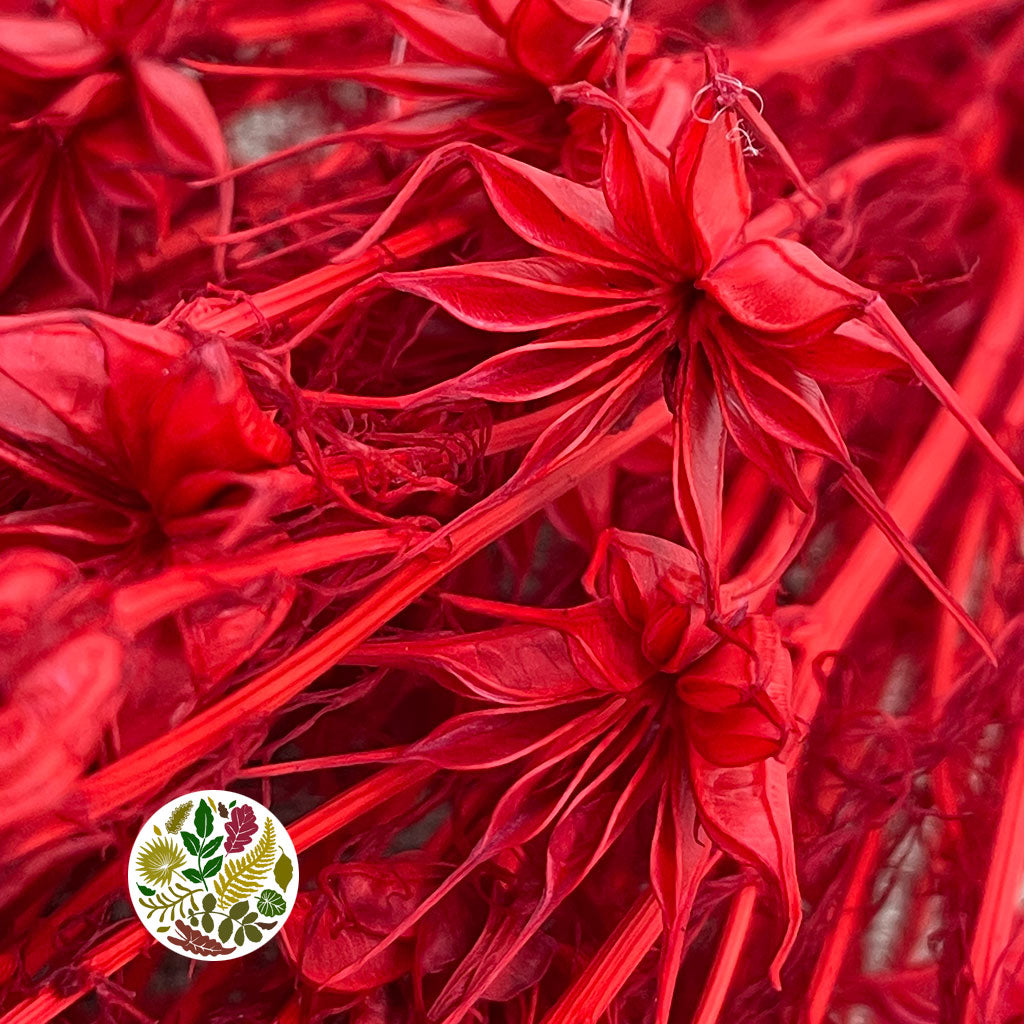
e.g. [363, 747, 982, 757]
[672, 341, 727, 601]
[376, 0, 511, 72]
[688, 751, 801, 987]
[334, 142, 646, 271]
[382, 256, 657, 331]
[703, 237, 869, 334]
[674, 110, 751, 270]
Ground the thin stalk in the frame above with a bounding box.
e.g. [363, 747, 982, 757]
[189, 212, 472, 338]
[11, 402, 669, 865]
[695, 188, 1024, 1019]
[796, 189, 1024, 716]
[736, 0, 1023, 78]
[539, 892, 662, 1024]
[0, 764, 431, 1024]
[692, 885, 758, 1024]
[110, 528, 423, 630]
[803, 828, 884, 1024]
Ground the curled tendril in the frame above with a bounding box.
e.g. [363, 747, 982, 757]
[691, 72, 766, 124]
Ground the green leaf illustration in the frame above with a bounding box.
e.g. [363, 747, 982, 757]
[213, 818, 276, 909]
[201, 913, 214, 932]
[137, 884, 156, 897]
[136, 836, 187, 887]
[256, 889, 287, 917]
[137, 883, 202, 923]
[194, 801, 214, 839]
[202, 893, 216, 911]
[244, 926, 261, 942]
[182, 868, 204, 884]
[200, 836, 223, 859]
[156, 926, 170, 933]
[229, 900, 249, 920]
[242, 912, 258, 924]
[273, 851, 294, 891]
[234, 927, 245, 945]
[180, 832, 200, 856]
[218, 917, 233, 942]
[202, 855, 224, 879]
[164, 800, 193, 835]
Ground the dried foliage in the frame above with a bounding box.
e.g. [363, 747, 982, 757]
[2, 1, 1024, 1023]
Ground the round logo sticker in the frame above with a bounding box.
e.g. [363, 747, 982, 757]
[129, 790, 297, 960]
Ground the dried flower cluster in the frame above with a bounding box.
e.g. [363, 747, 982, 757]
[2, 0, 1024, 1022]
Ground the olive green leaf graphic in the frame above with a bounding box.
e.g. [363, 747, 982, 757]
[273, 850, 293, 891]
[164, 800, 193, 834]
[257, 889, 287, 917]
[138, 883, 202, 923]
[137, 883, 156, 896]
[136, 836, 187, 886]
[213, 817, 276, 908]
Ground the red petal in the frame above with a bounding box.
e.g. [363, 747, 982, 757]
[133, 59, 226, 175]
[650, 759, 717, 1024]
[673, 341, 727, 601]
[563, 82, 692, 272]
[842, 466, 995, 661]
[778, 318, 906, 383]
[351, 625, 598, 703]
[335, 143, 645, 271]
[702, 343, 810, 509]
[0, 16, 107, 78]
[506, 0, 613, 85]
[376, 0, 511, 72]
[0, 141, 48, 291]
[49, 166, 118, 306]
[703, 237, 869, 333]
[688, 751, 801, 986]
[674, 110, 751, 270]
[715, 338, 850, 461]
[382, 256, 657, 331]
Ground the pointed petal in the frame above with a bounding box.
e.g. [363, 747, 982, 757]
[650, 759, 716, 1024]
[688, 751, 801, 986]
[778, 318, 905, 383]
[0, 16, 107, 78]
[133, 59, 225, 175]
[714, 330, 850, 461]
[673, 341, 727, 600]
[506, 0, 613, 85]
[49, 169, 118, 306]
[842, 466, 995, 661]
[333, 143, 645, 271]
[350, 625, 599, 703]
[702, 342, 810, 509]
[561, 82, 692, 271]
[382, 256, 656, 331]
[376, 0, 511, 72]
[703, 237, 868, 333]
[674, 110, 751, 270]
[868, 299, 1024, 485]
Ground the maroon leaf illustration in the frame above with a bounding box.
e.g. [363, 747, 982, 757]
[167, 921, 236, 956]
[223, 804, 258, 853]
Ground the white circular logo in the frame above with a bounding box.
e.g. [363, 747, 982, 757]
[129, 790, 298, 960]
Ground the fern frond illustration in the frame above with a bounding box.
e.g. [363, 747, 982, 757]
[138, 882, 202, 923]
[164, 800, 193, 835]
[137, 836, 188, 886]
[213, 818, 276, 908]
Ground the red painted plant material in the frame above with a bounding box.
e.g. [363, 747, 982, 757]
[2, 4, 1024, 1024]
